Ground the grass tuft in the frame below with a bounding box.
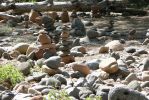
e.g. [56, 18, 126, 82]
[0, 64, 24, 87]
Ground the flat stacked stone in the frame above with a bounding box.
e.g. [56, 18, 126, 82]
[59, 26, 75, 64]
[32, 30, 56, 59]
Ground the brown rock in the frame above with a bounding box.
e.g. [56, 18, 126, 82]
[9, 50, 21, 58]
[26, 43, 38, 56]
[61, 55, 75, 64]
[71, 63, 91, 76]
[61, 31, 69, 39]
[61, 9, 69, 23]
[105, 40, 124, 51]
[50, 11, 59, 21]
[12, 43, 30, 54]
[71, 46, 86, 54]
[99, 57, 119, 74]
[37, 30, 52, 45]
[128, 29, 136, 40]
[35, 16, 43, 26]
[42, 65, 61, 76]
[29, 9, 40, 23]
[99, 46, 109, 53]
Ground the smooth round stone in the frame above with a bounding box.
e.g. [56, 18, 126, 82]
[44, 56, 61, 69]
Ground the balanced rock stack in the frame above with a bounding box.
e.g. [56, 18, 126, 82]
[71, 18, 86, 36]
[33, 30, 56, 59]
[91, 5, 100, 18]
[70, 10, 78, 21]
[59, 27, 75, 64]
[61, 9, 69, 23]
[42, 15, 55, 32]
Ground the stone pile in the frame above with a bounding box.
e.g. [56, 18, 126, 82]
[60, 9, 69, 23]
[29, 30, 56, 60]
[59, 26, 75, 64]
[91, 5, 100, 18]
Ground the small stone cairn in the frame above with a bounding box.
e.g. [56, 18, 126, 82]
[59, 26, 75, 64]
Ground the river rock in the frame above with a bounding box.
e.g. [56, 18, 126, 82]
[44, 56, 61, 69]
[71, 18, 86, 36]
[86, 29, 99, 39]
[71, 46, 86, 54]
[42, 65, 61, 76]
[99, 57, 119, 74]
[125, 73, 138, 84]
[139, 58, 149, 71]
[29, 9, 40, 23]
[108, 87, 148, 100]
[125, 47, 136, 53]
[105, 40, 124, 51]
[85, 59, 100, 70]
[99, 46, 109, 53]
[12, 43, 29, 54]
[71, 63, 91, 76]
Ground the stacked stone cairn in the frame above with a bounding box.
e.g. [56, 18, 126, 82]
[91, 5, 100, 18]
[59, 26, 75, 64]
[42, 15, 55, 32]
[31, 30, 56, 60]
[60, 9, 69, 23]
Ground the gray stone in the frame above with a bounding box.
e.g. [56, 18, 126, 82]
[125, 73, 138, 84]
[0, 85, 6, 91]
[42, 15, 55, 32]
[108, 87, 148, 100]
[125, 47, 136, 53]
[61, 71, 70, 78]
[72, 38, 80, 47]
[16, 62, 33, 76]
[110, 52, 120, 60]
[0, 48, 5, 58]
[70, 51, 83, 57]
[127, 80, 141, 91]
[86, 74, 98, 86]
[17, 54, 28, 62]
[85, 59, 100, 70]
[79, 87, 93, 99]
[96, 91, 108, 100]
[46, 77, 61, 89]
[2, 52, 12, 60]
[70, 71, 85, 78]
[139, 58, 149, 71]
[53, 74, 67, 85]
[118, 67, 130, 77]
[41, 88, 51, 95]
[141, 81, 149, 88]
[86, 29, 99, 39]
[66, 87, 80, 99]
[44, 56, 61, 69]
[74, 78, 88, 87]
[125, 56, 135, 62]
[1, 91, 15, 100]
[71, 18, 86, 36]
[36, 58, 45, 68]
[38, 78, 48, 85]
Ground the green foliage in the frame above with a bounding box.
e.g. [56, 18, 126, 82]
[0, 25, 13, 36]
[46, 89, 71, 100]
[86, 96, 102, 100]
[0, 64, 24, 86]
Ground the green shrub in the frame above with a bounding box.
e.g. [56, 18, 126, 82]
[0, 64, 24, 86]
[86, 96, 102, 100]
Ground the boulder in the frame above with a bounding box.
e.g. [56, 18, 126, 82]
[105, 40, 124, 51]
[12, 43, 29, 54]
[108, 87, 148, 100]
[99, 46, 109, 53]
[71, 63, 91, 76]
[44, 56, 61, 69]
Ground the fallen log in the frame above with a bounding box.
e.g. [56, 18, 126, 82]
[0, 1, 90, 13]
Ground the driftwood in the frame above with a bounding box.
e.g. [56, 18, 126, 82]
[0, 1, 147, 16]
[0, 1, 90, 13]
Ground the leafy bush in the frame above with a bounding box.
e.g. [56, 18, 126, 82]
[0, 64, 24, 86]
[86, 96, 102, 100]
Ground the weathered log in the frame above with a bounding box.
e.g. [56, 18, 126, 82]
[0, 1, 90, 13]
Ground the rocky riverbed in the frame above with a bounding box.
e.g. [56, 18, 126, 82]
[0, 10, 149, 100]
